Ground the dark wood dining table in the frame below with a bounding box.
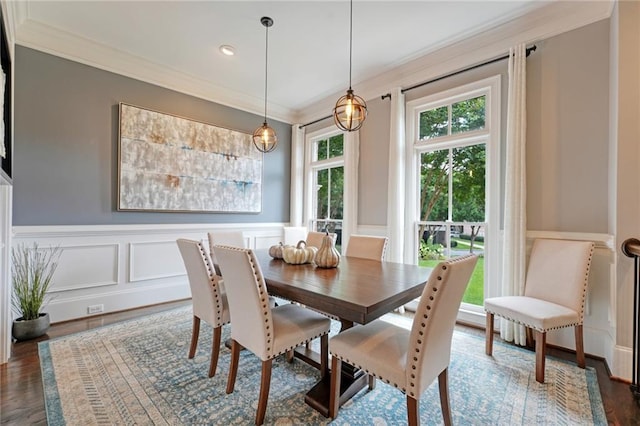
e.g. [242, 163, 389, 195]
[253, 249, 432, 417]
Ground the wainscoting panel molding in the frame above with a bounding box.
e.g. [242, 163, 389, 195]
[129, 241, 184, 283]
[12, 223, 286, 323]
[50, 243, 119, 292]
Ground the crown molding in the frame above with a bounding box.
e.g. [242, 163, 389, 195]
[15, 19, 297, 124]
[296, 0, 614, 124]
[11, 0, 613, 126]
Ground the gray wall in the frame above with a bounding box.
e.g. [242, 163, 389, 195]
[527, 19, 609, 233]
[356, 18, 610, 234]
[13, 46, 291, 225]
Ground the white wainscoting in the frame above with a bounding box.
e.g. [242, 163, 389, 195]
[12, 223, 286, 324]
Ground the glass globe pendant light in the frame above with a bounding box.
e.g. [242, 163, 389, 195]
[333, 0, 367, 132]
[253, 16, 277, 153]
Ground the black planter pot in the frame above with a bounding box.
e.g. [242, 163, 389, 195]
[12, 313, 50, 341]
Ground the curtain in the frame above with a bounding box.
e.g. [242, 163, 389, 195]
[500, 44, 527, 346]
[289, 124, 305, 227]
[343, 130, 359, 252]
[386, 87, 405, 263]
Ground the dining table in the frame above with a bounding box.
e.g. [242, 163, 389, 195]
[253, 249, 432, 417]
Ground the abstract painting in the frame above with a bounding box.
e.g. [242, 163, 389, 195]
[118, 103, 262, 213]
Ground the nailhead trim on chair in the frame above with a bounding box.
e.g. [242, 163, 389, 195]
[329, 255, 475, 397]
[221, 245, 330, 360]
[484, 242, 595, 333]
[197, 242, 230, 328]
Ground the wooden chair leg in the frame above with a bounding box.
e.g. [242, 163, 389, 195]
[329, 356, 342, 419]
[368, 375, 376, 390]
[438, 369, 452, 426]
[485, 313, 494, 355]
[535, 330, 546, 383]
[575, 324, 585, 368]
[226, 339, 240, 394]
[188, 315, 200, 359]
[286, 349, 294, 363]
[526, 327, 534, 348]
[407, 395, 419, 426]
[209, 326, 222, 377]
[320, 334, 328, 379]
[256, 359, 272, 426]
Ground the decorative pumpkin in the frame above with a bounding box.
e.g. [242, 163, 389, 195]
[314, 232, 340, 268]
[283, 240, 318, 265]
[269, 242, 286, 259]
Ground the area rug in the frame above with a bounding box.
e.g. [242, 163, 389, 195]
[39, 306, 606, 425]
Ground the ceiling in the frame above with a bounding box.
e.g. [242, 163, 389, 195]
[10, 1, 610, 123]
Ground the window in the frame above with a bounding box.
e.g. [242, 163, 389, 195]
[304, 129, 354, 251]
[312, 135, 344, 238]
[406, 76, 500, 325]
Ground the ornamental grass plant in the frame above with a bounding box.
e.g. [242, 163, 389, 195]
[11, 243, 61, 321]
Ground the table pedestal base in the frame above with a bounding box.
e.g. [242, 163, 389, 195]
[304, 369, 369, 417]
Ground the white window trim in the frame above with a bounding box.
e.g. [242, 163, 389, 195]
[303, 126, 358, 250]
[404, 75, 501, 325]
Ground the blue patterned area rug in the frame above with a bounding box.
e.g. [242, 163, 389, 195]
[39, 306, 606, 425]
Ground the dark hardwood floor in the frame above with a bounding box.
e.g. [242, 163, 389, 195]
[1, 300, 638, 425]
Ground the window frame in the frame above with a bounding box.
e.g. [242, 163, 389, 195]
[303, 126, 356, 246]
[405, 75, 501, 325]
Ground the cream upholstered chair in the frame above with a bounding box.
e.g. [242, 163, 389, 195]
[208, 231, 245, 259]
[345, 235, 388, 261]
[214, 245, 331, 425]
[283, 226, 307, 246]
[306, 231, 336, 249]
[208, 231, 246, 275]
[329, 254, 478, 426]
[484, 238, 595, 383]
[176, 238, 230, 378]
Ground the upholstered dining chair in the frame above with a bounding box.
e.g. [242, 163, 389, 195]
[345, 234, 388, 261]
[208, 230, 245, 256]
[176, 238, 230, 378]
[484, 238, 595, 383]
[214, 245, 331, 426]
[328, 254, 478, 426]
[306, 231, 337, 249]
[283, 226, 308, 246]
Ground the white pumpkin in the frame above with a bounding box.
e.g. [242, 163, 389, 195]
[314, 232, 340, 268]
[283, 240, 318, 265]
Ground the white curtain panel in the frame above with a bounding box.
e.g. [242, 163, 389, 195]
[386, 87, 405, 263]
[0, 69, 5, 158]
[343, 130, 359, 253]
[289, 124, 305, 227]
[500, 44, 528, 346]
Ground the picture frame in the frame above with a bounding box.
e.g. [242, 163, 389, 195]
[117, 103, 263, 213]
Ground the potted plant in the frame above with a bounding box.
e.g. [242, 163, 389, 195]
[11, 243, 62, 341]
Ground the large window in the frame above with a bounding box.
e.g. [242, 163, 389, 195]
[305, 131, 346, 250]
[406, 76, 500, 324]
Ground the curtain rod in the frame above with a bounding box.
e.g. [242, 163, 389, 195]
[381, 45, 537, 100]
[301, 45, 536, 127]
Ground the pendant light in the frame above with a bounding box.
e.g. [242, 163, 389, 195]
[333, 0, 367, 132]
[253, 16, 277, 153]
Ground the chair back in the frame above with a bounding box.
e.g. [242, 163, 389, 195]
[345, 235, 388, 261]
[283, 226, 308, 246]
[177, 238, 226, 327]
[524, 239, 594, 317]
[306, 231, 337, 249]
[208, 231, 246, 264]
[213, 245, 274, 360]
[407, 254, 477, 395]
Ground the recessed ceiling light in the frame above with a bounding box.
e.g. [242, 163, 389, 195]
[219, 45, 235, 56]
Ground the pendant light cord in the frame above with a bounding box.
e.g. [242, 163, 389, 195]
[263, 23, 269, 123]
[348, 0, 353, 90]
